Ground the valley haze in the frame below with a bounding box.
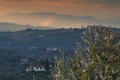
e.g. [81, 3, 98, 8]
[0, 12, 120, 31]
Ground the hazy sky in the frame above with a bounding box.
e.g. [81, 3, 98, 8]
[0, 0, 120, 18]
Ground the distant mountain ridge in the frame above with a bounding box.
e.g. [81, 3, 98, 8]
[1, 12, 120, 28]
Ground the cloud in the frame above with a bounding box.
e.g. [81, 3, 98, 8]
[81, 0, 120, 8]
[2, 0, 120, 7]
[0, 0, 120, 19]
[4, 0, 32, 2]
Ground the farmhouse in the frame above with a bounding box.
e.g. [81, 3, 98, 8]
[26, 64, 46, 72]
[26, 62, 54, 72]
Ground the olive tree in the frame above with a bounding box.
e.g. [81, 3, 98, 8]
[51, 26, 120, 80]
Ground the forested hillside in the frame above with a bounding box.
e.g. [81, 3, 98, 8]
[0, 26, 119, 80]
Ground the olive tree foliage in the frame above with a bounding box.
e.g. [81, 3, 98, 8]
[51, 26, 120, 80]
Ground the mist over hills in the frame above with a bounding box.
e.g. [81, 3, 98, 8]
[0, 22, 55, 32]
[1, 12, 120, 29]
